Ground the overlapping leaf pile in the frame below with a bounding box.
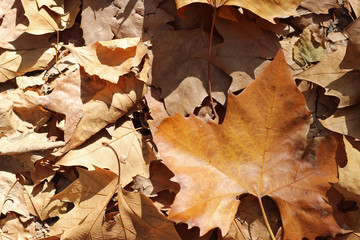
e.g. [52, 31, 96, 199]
[1, 0, 360, 239]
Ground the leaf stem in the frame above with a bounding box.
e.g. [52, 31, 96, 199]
[258, 197, 276, 240]
[102, 142, 125, 186]
[208, 6, 219, 122]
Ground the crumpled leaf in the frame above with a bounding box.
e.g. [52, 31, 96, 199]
[80, 0, 119, 45]
[67, 38, 148, 84]
[0, 171, 30, 217]
[21, 0, 81, 34]
[57, 120, 151, 186]
[295, 45, 360, 108]
[300, 0, 339, 14]
[336, 136, 360, 195]
[195, 7, 279, 93]
[24, 181, 67, 221]
[293, 24, 326, 67]
[51, 166, 180, 240]
[0, 46, 56, 83]
[175, 0, 302, 23]
[341, 17, 360, 70]
[37, 65, 83, 142]
[152, 50, 347, 239]
[151, 27, 231, 116]
[0, 212, 35, 240]
[0, 0, 53, 50]
[59, 71, 146, 153]
[320, 103, 360, 140]
[0, 131, 64, 155]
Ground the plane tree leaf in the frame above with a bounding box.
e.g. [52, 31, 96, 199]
[50, 166, 180, 240]
[295, 45, 360, 108]
[0, 46, 57, 83]
[152, 50, 347, 239]
[174, 0, 302, 23]
[67, 38, 148, 84]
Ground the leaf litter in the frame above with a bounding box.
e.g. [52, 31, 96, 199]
[0, 0, 360, 239]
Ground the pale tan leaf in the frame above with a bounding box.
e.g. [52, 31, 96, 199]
[57, 120, 150, 186]
[0, 171, 30, 217]
[68, 38, 147, 84]
[0, 47, 56, 83]
[295, 45, 360, 108]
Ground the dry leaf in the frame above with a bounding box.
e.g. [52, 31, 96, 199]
[293, 24, 326, 67]
[0, 0, 53, 50]
[295, 45, 360, 108]
[0, 46, 56, 83]
[57, 120, 150, 186]
[60, 71, 145, 153]
[0, 171, 30, 217]
[24, 181, 67, 221]
[37, 65, 83, 142]
[320, 103, 360, 139]
[348, 0, 360, 17]
[300, 0, 339, 14]
[21, 0, 80, 34]
[341, 18, 360, 70]
[336, 136, 360, 195]
[68, 38, 147, 84]
[0, 212, 35, 240]
[175, 0, 302, 23]
[152, 50, 347, 238]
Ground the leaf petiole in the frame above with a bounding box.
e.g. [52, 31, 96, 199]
[258, 196, 276, 240]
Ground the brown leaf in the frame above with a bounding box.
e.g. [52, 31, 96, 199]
[0, 171, 30, 217]
[175, 0, 302, 23]
[0, 0, 53, 50]
[68, 38, 148, 84]
[295, 45, 360, 108]
[37, 65, 83, 142]
[341, 18, 360, 70]
[21, 0, 81, 34]
[57, 120, 151, 186]
[152, 50, 347, 238]
[293, 24, 326, 67]
[0, 212, 35, 240]
[59, 71, 145, 153]
[348, 0, 360, 17]
[300, 0, 339, 14]
[320, 103, 360, 139]
[0, 46, 56, 83]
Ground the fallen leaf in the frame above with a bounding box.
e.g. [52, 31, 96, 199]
[348, 0, 360, 17]
[50, 166, 118, 239]
[57, 120, 150, 186]
[151, 27, 231, 116]
[0, 46, 56, 83]
[50, 166, 180, 240]
[293, 24, 326, 67]
[320, 103, 360, 140]
[341, 17, 360, 70]
[0, 171, 30, 217]
[60, 71, 145, 153]
[21, 0, 80, 34]
[175, 0, 302, 23]
[195, 7, 279, 93]
[300, 0, 339, 14]
[0, 212, 35, 240]
[37, 65, 83, 142]
[295, 45, 360, 108]
[336, 136, 360, 195]
[152, 50, 347, 238]
[24, 181, 67, 221]
[0, 0, 53, 50]
[80, 0, 119, 45]
[68, 38, 147, 84]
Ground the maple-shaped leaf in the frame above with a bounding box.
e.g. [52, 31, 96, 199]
[175, 0, 302, 23]
[50, 166, 180, 240]
[152, 50, 347, 239]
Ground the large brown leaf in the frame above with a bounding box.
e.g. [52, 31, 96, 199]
[174, 0, 302, 23]
[152, 50, 347, 239]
